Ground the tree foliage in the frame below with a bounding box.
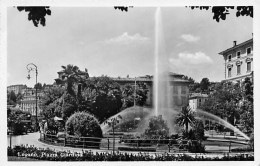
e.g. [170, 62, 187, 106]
[121, 82, 148, 108]
[40, 86, 65, 119]
[17, 7, 51, 27]
[200, 78, 210, 92]
[201, 78, 253, 135]
[7, 108, 31, 135]
[144, 115, 169, 138]
[65, 112, 103, 138]
[17, 6, 253, 27]
[7, 91, 17, 105]
[7, 91, 23, 105]
[189, 6, 253, 22]
[201, 81, 242, 125]
[81, 76, 123, 122]
[175, 106, 196, 133]
[34, 83, 43, 90]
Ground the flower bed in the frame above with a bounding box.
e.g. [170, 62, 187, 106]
[7, 145, 254, 161]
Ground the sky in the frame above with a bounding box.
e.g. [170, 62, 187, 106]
[7, 7, 253, 87]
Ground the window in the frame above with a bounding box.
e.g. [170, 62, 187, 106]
[247, 62, 251, 72]
[173, 86, 178, 94]
[173, 96, 178, 105]
[181, 97, 186, 105]
[237, 51, 241, 59]
[247, 47, 251, 54]
[228, 68, 232, 77]
[181, 86, 186, 94]
[237, 65, 241, 75]
[228, 55, 232, 61]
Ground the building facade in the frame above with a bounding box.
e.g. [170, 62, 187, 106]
[20, 88, 42, 116]
[7, 84, 27, 95]
[219, 38, 253, 83]
[189, 93, 208, 111]
[112, 73, 191, 108]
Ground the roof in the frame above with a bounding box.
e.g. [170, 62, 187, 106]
[218, 38, 253, 55]
[189, 93, 208, 99]
[112, 74, 190, 83]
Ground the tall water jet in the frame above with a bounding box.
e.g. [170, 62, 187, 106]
[154, 7, 172, 117]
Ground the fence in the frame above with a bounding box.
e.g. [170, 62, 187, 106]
[39, 132, 248, 153]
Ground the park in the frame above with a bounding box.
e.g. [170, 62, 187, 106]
[6, 7, 254, 161]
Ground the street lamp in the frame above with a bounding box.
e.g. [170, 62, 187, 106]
[26, 63, 38, 132]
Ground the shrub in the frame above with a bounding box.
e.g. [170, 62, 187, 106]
[249, 132, 254, 150]
[144, 115, 169, 138]
[193, 120, 205, 140]
[65, 112, 103, 148]
[66, 112, 103, 138]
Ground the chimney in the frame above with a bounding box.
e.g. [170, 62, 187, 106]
[233, 41, 237, 47]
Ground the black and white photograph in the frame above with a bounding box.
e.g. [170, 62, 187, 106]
[0, 1, 259, 164]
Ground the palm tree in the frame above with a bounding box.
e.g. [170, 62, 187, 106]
[55, 65, 89, 96]
[55, 64, 89, 112]
[175, 106, 196, 133]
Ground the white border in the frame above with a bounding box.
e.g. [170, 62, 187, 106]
[0, 1, 259, 166]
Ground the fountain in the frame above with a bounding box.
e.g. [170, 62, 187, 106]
[154, 7, 172, 116]
[101, 7, 250, 141]
[196, 109, 250, 140]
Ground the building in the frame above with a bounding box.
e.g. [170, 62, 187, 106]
[112, 73, 191, 107]
[20, 88, 42, 116]
[219, 38, 253, 83]
[7, 84, 27, 95]
[189, 93, 208, 111]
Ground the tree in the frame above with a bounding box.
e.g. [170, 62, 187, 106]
[81, 76, 123, 122]
[175, 106, 196, 133]
[34, 83, 43, 90]
[200, 78, 210, 93]
[55, 64, 90, 119]
[7, 108, 31, 135]
[121, 82, 149, 108]
[243, 77, 253, 102]
[144, 115, 169, 138]
[15, 93, 23, 105]
[40, 86, 65, 119]
[193, 120, 205, 141]
[189, 6, 253, 22]
[17, 7, 51, 27]
[17, 6, 253, 27]
[201, 81, 242, 126]
[7, 91, 17, 105]
[239, 77, 253, 134]
[55, 64, 89, 97]
[239, 99, 253, 134]
[189, 82, 201, 93]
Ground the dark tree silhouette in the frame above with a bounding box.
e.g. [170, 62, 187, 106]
[200, 78, 210, 92]
[17, 6, 253, 27]
[189, 6, 253, 22]
[114, 6, 132, 12]
[17, 7, 51, 27]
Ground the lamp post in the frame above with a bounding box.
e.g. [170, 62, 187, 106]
[26, 63, 38, 132]
[134, 77, 137, 107]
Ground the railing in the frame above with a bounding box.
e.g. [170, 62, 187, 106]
[39, 132, 249, 153]
[39, 132, 191, 152]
